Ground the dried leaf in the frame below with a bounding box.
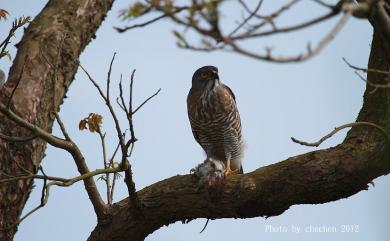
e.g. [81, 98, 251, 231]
[0, 9, 9, 21]
[128, 2, 148, 18]
[79, 113, 103, 132]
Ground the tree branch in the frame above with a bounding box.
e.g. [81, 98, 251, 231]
[0, 101, 108, 217]
[86, 20, 390, 241]
[291, 121, 389, 147]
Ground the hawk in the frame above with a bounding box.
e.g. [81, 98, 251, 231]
[187, 66, 244, 175]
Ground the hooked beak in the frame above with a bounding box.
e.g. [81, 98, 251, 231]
[211, 70, 219, 79]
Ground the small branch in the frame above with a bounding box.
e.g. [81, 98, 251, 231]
[97, 127, 112, 205]
[291, 122, 389, 147]
[109, 141, 121, 203]
[80, 60, 146, 213]
[354, 71, 390, 88]
[115, 6, 189, 33]
[342, 57, 390, 88]
[2, 166, 48, 230]
[229, 9, 350, 63]
[128, 70, 136, 143]
[79, 64, 107, 102]
[229, 0, 264, 37]
[311, 0, 335, 9]
[236, 0, 301, 37]
[0, 173, 67, 183]
[118, 78, 130, 121]
[0, 166, 122, 184]
[80, 63, 127, 152]
[342, 57, 390, 75]
[0, 16, 31, 58]
[0, 102, 72, 149]
[53, 112, 72, 141]
[132, 88, 161, 115]
[230, 6, 338, 40]
[115, 13, 169, 32]
[106, 53, 116, 100]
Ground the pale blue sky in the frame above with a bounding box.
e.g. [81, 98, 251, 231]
[1, 1, 389, 241]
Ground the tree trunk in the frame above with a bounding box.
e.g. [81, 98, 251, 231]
[86, 29, 390, 241]
[0, 1, 114, 240]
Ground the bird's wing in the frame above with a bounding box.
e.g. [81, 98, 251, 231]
[215, 84, 238, 113]
[187, 88, 203, 145]
[222, 84, 236, 102]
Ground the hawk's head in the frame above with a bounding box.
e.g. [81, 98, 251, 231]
[192, 65, 219, 90]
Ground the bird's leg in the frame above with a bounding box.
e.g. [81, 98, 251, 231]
[224, 159, 239, 176]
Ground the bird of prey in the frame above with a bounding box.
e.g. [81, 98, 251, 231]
[187, 66, 244, 175]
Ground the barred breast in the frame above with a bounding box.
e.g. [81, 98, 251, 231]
[187, 83, 244, 172]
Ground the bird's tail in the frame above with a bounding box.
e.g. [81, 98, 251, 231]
[239, 165, 244, 174]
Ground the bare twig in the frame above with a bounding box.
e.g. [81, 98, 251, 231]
[80, 61, 148, 212]
[311, 0, 335, 9]
[96, 126, 112, 205]
[231, 9, 337, 40]
[342, 57, 390, 88]
[343, 57, 390, 75]
[236, 0, 301, 37]
[3, 166, 48, 230]
[291, 122, 389, 147]
[53, 112, 72, 141]
[0, 166, 122, 184]
[0, 173, 67, 183]
[354, 71, 390, 88]
[109, 141, 121, 203]
[80, 63, 127, 153]
[127, 70, 136, 145]
[0, 16, 31, 59]
[115, 6, 189, 33]
[132, 88, 161, 115]
[229, 0, 264, 37]
[226, 10, 351, 63]
[106, 53, 116, 101]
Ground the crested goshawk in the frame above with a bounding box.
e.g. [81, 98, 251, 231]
[187, 66, 244, 175]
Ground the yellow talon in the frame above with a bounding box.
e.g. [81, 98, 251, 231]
[223, 166, 239, 176]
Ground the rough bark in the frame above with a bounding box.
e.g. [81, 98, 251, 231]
[0, 1, 114, 240]
[87, 30, 390, 241]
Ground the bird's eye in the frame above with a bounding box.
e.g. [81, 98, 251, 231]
[201, 72, 207, 78]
